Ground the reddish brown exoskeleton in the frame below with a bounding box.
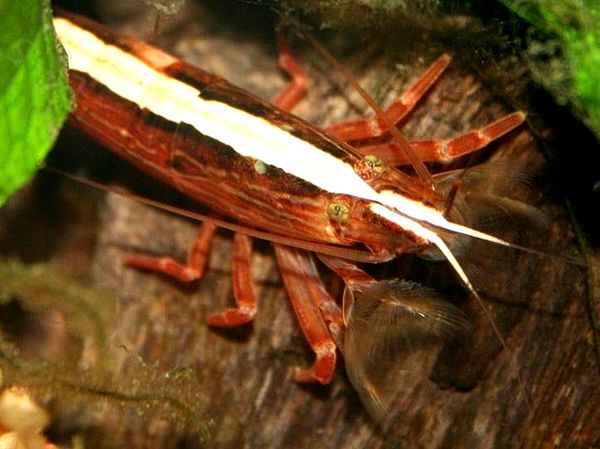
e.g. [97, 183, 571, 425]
[53, 10, 541, 419]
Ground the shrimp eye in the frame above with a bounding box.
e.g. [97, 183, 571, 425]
[354, 155, 386, 180]
[363, 155, 385, 174]
[328, 202, 349, 222]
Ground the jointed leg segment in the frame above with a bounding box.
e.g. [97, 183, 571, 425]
[125, 223, 257, 326]
[325, 54, 452, 142]
[358, 111, 526, 165]
[206, 233, 257, 326]
[125, 221, 217, 282]
[272, 32, 309, 112]
[275, 245, 342, 384]
[324, 54, 525, 166]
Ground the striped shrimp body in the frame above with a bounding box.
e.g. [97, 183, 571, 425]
[53, 10, 537, 418]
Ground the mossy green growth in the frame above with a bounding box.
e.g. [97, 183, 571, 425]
[0, 0, 72, 207]
[0, 259, 114, 372]
[501, 0, 600, 140]
[0, 259, 213, 442]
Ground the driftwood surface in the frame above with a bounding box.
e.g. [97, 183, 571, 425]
[1, 0, 599, 448]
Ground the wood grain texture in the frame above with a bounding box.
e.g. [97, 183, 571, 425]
[1, 0, 598, 448]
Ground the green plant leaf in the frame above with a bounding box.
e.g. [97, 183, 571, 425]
[0, 0, 71, 207]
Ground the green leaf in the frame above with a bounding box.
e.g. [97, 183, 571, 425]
[0, 0, 71, 207]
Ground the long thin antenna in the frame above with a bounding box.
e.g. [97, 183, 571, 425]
[43, 165, 392, 263]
